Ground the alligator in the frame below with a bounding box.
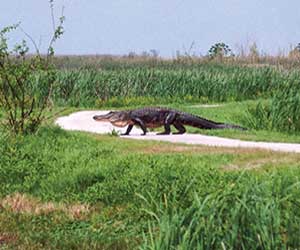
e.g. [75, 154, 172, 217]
[93, 107, 246, 136]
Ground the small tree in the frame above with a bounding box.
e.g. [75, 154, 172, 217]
[0, 0, 64, 135]
[249, 42, 260, 63]
[208, 42, 233, 60]
[294, 43, 300, 53]
[288, 43, 300, 60]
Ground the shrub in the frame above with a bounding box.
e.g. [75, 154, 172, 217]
[0, 1, 64, 135]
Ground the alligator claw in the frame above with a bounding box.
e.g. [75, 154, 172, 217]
[173, 132, 185, 135]
[157, 132, 170, 135]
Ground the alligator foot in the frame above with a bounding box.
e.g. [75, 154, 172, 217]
[173, 132, 185, 135]
[156, 132, 171, 135]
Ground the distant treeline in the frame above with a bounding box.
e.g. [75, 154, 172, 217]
[52, 52, 300, 70]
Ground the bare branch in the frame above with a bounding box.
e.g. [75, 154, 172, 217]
[47, 4, 65, 59]
[18, 26, 40, 54]
[50, 0, 56, 33]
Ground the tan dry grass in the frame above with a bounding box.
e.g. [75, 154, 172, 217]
[52, 52, 300, 70]
[0, 233, 18, 246]
[1, 193, 90, 220]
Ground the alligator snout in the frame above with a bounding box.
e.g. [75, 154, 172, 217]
[93, 111, 115, 122]
[93, 115, 107, 121]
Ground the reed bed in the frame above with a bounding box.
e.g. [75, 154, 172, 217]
[52, 65, 293, 107]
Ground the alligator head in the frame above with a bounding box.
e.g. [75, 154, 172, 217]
[93, 111, 131, 127]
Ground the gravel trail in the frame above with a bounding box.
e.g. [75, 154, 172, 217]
[55, 111, 300, 153]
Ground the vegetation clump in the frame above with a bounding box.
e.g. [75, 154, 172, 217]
[0, 3, 64, 135]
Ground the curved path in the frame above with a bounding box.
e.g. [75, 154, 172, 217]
[55, 111, 300, 153]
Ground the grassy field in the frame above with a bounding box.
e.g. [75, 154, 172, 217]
[1, 126, 300, 249]
[1, 58, 300, 249]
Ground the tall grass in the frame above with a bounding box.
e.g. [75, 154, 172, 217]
[244, 79, 300, 133]
[141, 171, 300, 250]
[51, 65, 296, 107]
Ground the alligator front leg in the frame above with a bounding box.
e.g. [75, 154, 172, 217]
[133, 118, 147, 135]
[157, 124, 171, 135]
[121, 124, 133, 136]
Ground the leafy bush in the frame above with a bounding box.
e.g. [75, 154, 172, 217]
[0, 2, 64, 135]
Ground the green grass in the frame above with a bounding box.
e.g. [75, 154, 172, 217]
[1, 126, 300, 249]
[140, 171, 300, 250]
[2, 58, 300, 249]
[0, 127, 234, 202]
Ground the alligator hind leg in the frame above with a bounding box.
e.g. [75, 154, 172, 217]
[157, 113, 175, 135]
[173, 123, 186, 134]
[157, 124, 171, 135]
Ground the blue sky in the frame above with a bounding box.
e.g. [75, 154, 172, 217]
[1, 0, 300, 57]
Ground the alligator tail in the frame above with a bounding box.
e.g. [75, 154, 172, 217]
[214, 123, 247, 131]
[179, 113, 247, 130]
